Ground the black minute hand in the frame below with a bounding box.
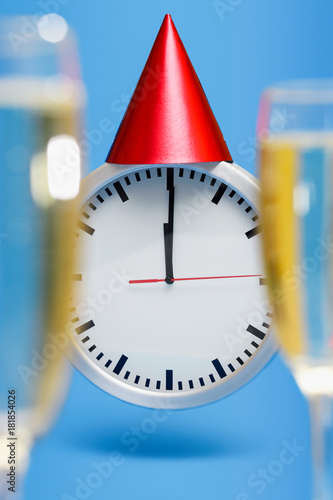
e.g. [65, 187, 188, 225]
[163, 168, 175, 284]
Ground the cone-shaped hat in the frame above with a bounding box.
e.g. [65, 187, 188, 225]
[106, 14, 232, 165]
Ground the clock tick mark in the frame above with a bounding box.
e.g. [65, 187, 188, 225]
[209, 374, 216, 383]
[82, 211, 90, 219]
[178, 381, 183, 390]
[200, 173, 206, 182]
[135, 172, 141, 182]
[244, 349, 252, 357]
[212, 358, 227, 379]
[251, 341, 259, 349]
[166, 370, 173, 390]
[228, 363, 235, 373]
[89, 345, 96, 352]
[77, 220, 95, 236]
[124, 371, 130, 380]
[157, 168, 162, 177]
[114, 181, 129, 202]
[260, 278, 268, 285]
[105, 187, 112, 196]
[210, 178, 216, 186]
[211, 182, 227, 205]
[189, 380, 194, 389]
[145, 378, 150, 387]
[247, 324, 266, 340]
[124, 176, 131, 185]
[190, 170, 195, 179]
[267, 312, 273, 318]
[88, 202, 96, 211]
[146, 169, 151, 179]
[75, 320, 95, 335]
[96, 352, 104, 361]
[245, 225, 261, 239]
[134, 375, 140, 384]
[237, 197, 245, 205]
[229, 190, 236, 198]
[262, 322, 270, 329]
[96, 194, 104, 203]
[245, 206, 252, 213]
[113, 354, 128, 375]
[199, 377, 205, 387]
[236, 357, 244, 366]
[179, 168, 184, 177]
[105, 359, 112, 368]
[252, 214, 259, 222]
[81, 336, 89, 343]
[71, 317, 79, 323]
[156, 380, 161, 390]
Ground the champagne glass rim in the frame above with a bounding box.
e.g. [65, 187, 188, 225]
[263, 78, 333, 104]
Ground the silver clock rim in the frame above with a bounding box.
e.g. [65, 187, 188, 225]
[68, 161, 277, 409]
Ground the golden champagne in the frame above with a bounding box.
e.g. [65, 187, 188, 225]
[260, 133, 333, 395]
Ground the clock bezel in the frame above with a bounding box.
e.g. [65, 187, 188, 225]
[69, 161, 277, 409]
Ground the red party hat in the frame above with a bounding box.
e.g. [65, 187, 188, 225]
[106, 14, 232, 165]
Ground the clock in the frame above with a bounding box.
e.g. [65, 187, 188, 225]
[68, 14, 276, 409]
[69, 161, 275, 409]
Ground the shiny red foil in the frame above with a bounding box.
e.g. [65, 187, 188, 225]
[106, 14, 232, 165]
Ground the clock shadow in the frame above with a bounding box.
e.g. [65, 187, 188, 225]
[69, 425, 258, 460]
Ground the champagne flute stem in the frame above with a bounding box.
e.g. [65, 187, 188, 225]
[309, 394, 333, 500]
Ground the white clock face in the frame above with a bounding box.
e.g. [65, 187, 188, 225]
[70, 163, 274, 408]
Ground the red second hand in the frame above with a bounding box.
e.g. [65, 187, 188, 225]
[129, 274, 262, 284]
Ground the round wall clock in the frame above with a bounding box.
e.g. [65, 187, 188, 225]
[69, 15, 276, 409]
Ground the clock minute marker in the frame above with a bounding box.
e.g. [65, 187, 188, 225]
[211, 182, 227, 205]
[114, 181, 129, 202]
[247, 324, 266, 340]
[166, 369, 173, 390]
[113, 354, 128, 375]
[77, 220, 95, 236]
[75, 320, 95, 335]
[245, 225, 262, 239]
[212, 358, 227, 379]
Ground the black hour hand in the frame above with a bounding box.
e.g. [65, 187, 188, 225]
[164, 168, 175, 284]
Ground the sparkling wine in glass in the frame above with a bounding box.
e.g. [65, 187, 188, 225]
[0, 14, 84, 498]
[258, 79, 333, 500]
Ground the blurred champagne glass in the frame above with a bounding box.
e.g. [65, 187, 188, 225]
[258, 79, 333, 499]
[0, 14, 85, 498]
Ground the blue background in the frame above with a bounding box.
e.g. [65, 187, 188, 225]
[1, 0, 333, 499]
